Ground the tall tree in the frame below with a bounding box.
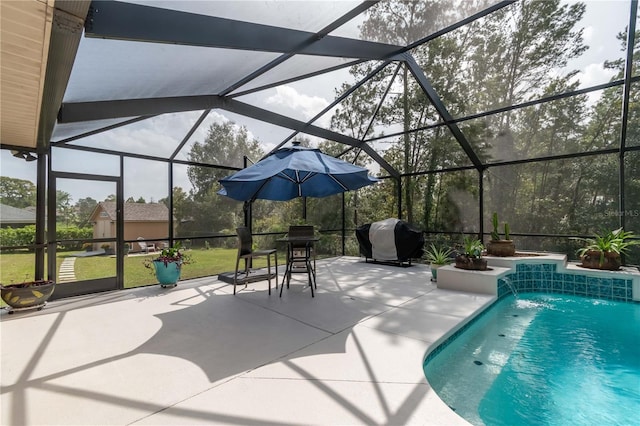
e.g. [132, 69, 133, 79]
[75, 197, 97, 227]
[359, 0, 454, 224]
[574, 27, 640, 237]
[56, 190, 75, 226]
[186, 121, 265, 235]
[469, 1, 586, 115]
[187, 122, 263, 199]
[341, 1, 499, 227]
[161, 187, 193, 237]
[337, 0, 588, 235]
[0, 177, 36, 208]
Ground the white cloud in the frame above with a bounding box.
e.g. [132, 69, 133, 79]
[582, 25, 594, 44]
[265, 85, 330, 126]
[571, 62, 617, 108]
[577, 62, 617, 88]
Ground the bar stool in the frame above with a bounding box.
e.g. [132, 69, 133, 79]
[281, 225, 317, 297]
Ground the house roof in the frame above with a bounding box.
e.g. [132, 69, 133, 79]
[1, 0, 89, 150]
[0, 203, 36, 224]
[95, 202, 170, 222]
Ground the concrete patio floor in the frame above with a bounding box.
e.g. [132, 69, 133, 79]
[1, 256, 494, 425]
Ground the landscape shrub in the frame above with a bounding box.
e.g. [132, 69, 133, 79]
[0, 225, 92, 251]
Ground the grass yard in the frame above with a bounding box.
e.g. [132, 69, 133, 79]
[0, 251, 63, 285]
[1, 248, 283, 289]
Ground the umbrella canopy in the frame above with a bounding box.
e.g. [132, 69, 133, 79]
[218, 144, 378, 202]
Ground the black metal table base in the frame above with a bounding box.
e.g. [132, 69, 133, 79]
[281, 245, 316, 297]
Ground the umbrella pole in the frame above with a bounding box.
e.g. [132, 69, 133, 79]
[302, 197, 307, 220]
[243, 201, 252, 231]
[342, 192, 346, 256]
[243, 155, 252, 232]
[243, 200, 252, 270]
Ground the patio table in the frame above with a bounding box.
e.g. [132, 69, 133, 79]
[276, 236, 319, 297]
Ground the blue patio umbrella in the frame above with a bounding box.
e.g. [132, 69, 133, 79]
[218, 144, 378, 202]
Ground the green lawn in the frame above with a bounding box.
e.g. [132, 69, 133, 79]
[0, 251, 63, 285]
[1, 248, 282, 288]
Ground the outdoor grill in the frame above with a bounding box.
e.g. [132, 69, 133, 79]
[356, 218, 425, 266]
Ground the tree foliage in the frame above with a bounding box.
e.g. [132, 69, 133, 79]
[179, 122, 265, 237]
[0, 177, 36, 208]
[75, 197, 98, 227]
[329, 0, 605, 237]
[187, 122, 263, 199]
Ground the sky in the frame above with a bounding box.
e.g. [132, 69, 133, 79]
[0, 0, 634, 205]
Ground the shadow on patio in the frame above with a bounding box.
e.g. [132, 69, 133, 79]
[1, 257, 491, 425]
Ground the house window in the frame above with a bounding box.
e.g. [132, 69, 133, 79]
[100, 212, 109, 218]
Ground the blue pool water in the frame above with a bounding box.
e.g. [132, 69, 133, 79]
[424, 294, 640, 425]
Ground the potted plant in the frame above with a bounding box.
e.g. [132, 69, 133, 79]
[144, 242, 192, 287]
[486, 212, 515, 257]
[1, 279, 55, 313]
[425, 244, 453, 282]
[576, 227, 638, 270]
[101, 243, 114, 255]
[82, 242, 93, 252]
[455, 235, 488, 270]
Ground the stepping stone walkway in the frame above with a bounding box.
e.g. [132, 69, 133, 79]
[58, 257, 77, 283]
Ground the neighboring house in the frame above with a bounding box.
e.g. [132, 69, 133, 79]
[0, 203, 36, 228]
[89, 202, 175, 251]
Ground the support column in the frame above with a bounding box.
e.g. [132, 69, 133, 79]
[35, 149, 47, 280]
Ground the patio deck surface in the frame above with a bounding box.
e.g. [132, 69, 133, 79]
[1, 256, 494, 425]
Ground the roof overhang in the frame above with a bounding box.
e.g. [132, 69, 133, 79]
[0, 0, 89, 151]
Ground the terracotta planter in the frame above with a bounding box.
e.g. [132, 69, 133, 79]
[1, 280, 55, 312]
[454, 255, 488, 271]
[486, 240, 516, 257]
[580, 250, 621, 271]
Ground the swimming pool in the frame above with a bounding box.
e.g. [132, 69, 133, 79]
[423, 294, 640, 426]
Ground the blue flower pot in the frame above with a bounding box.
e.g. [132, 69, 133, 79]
[430, 264, 442, 282]
[153, 260, 182, 286]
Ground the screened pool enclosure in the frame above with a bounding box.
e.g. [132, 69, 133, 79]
[1, 0, 639, 296]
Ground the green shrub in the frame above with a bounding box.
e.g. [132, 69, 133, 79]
[0, 227, 18, 248]
[56, 226, 93, 250]
[0, 226, 35, 248]
[0, 225, 93, 251]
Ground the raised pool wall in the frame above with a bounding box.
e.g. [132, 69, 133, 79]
[437, 253, 640, 303]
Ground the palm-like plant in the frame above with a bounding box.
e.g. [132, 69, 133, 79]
[462, 235, 484, 259]
[426, 244, 453, 265]
[426, 244, 453, 281]
[576, 227, 638, 266]
[454, 235, 488, 271]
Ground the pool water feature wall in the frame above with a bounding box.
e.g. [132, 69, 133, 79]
[437, 252, 640, 303]
[497, 263, 635, 302]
